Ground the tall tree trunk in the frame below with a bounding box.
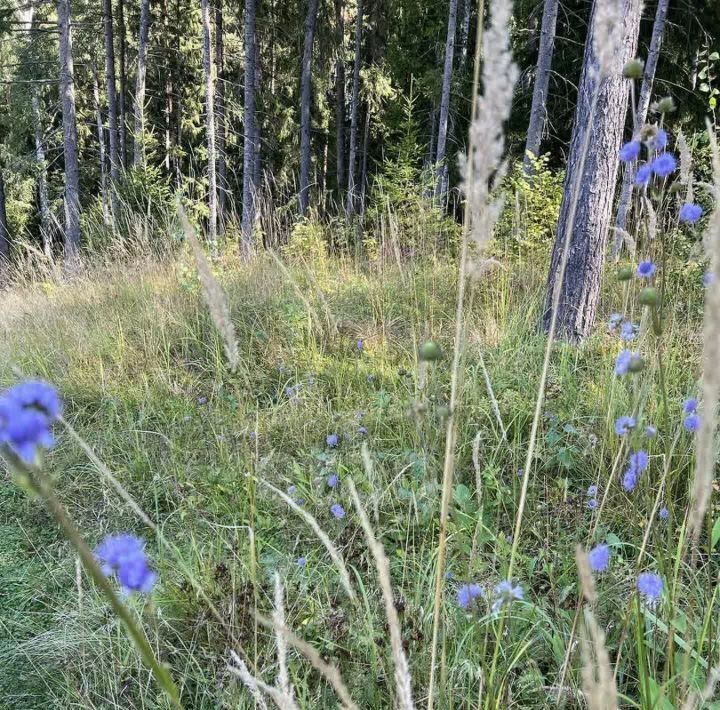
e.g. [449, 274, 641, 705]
[359, 107, 370, 215]
[215, 0, 226, 228]
[162, 0, 174, 177]
[543, 0, 643, 342]
[133, 0, 151, 168]
[91, 63, 111, 228]
[57, 0, 81, 262]
[201, 0, 217, 248]
[523, 0, 559, 173]
[334, 0, 346, 196]
[344, 0, 362, 216]
[252, 36, 262, 191]
[117, 0, 128, 166]
[0, 166, 9, 267]
[32, 92, 53, 257]
[434, 0, 458, 199]
[613, 0, 670, 248]
[299, 0, 319, 215]
[457, 0, 472, 73]
[103, 0, 120, 224]
[241, 0, 257, 253]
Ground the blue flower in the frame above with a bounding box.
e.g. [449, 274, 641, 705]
[491, 580, 524, 614]
[651, 152, 677, 177]
[637, 572, 663, 604]
[588, 544, 610, 572]
[445, 570, 454, 580]
[615, 416, 636, 436]
[457, 583, 484, 610]
[296, 557, 307, 568]
[95, 534, 157, 594]
[679, 203, 703, 224]
[0, 381, 62, 463]
[330, 503, 346, 519]
[683, 398, 698, 414]
[705, 272, 715, 288]
[649, 128, 668, 151]
[659, 506, 669, 520]
[587, 485, 598, 497]
[587, 498, 598, 510]
[615, 350, 632, 375]
[637, 261, 657, 278]
[287, 485, 297, 495]
[327, 473, 339, 488]
[684, 414, 700, 433]
[326, 433, 339, 448]
[623, 468, 638, 492]
[620, 322, 639, 342]
[608, 313, 623, 330]
[358, 426, 367, 436]
[635, 164, 653, 186]
[356, 340, 364, 351]
[619, 141, 641, 162]
[645, 425, 657, 438]
[630, 450, 649, 473]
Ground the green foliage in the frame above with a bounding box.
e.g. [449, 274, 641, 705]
[283, 218, 329, 264]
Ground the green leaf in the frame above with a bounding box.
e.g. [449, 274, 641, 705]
[709, 51, 719, 61]
[699, 83, 711, 93]
[711, 517, 720, 549]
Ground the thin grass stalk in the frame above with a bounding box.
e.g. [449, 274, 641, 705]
[228, 652, 292, 710]
[273, 573, 292, 700]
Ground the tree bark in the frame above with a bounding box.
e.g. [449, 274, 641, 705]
[215, 0, 227, 228]
[345, 0, 362, 216]
[359, 106, 370, 215]
[117, 0, 128, 166]
[543, 0, 643, 342]
[133, 0, 151, 168]
[103, 0, 120, 224]
[523, 0, 559, 173]
[32, 92, 53, 257]
[334, 0, 346, 196]
[613, 0, 670, 248]
[57, 0, 81, 262]
[241, 0, 257, 253]
[434, 0, 458, 199]
[458, 0, 472, 73]
[201, 0, 217, 248]
[252, 36, 262, 191]
[299, 0, 319, 215]
[162, 0, 174, 177]
[0, 167, 9, 267]
[92, 60, 111, 228]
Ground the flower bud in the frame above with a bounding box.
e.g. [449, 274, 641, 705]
[629, 355, 645, 373]
[623, 58, 644, 79]
[618, 266, 634, 282]
[653, 96, 676, 114]
[639, 287, 659, 306]
[419, 341, 443, 362]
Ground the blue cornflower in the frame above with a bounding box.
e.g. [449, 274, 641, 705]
[637, 572, 663, 604]
[652, 153, 677, 177]
[684, 414, 700, 433]
[287, 485, 297, 495]
[620, 321, 639, 342]
[326, 433, 339, 448]
[683, 398, 698, 414]
[619, 141, 641, 162]
[491, 580, 524, 614]
[358, 426, 368, 436]
[623, 468, 638, 492]
[659, 506, 669, 520]
[587, 498, 598, 510]
[296, 557, 307, 568]
[635, 164, 653, 186]
[95, 534, 157, 594]
[5, 381, 62, 419]
[704, 272, 715, 288]
[457, 583, 484, 610]
[645, 425, 657, 438]
[330, 503, 346, 519]
[608, 313, 623, 330]
[198, 396, 208, 405]
[637, 261, 657, 278]
[649, 128, 668, 151]
[587, 485, 598, 497]
[615, 416, 636, 436]
[356, 340, 364, 351]
[327, 473, 339, 488]
[445, 570, 454, 580]
[679, 203, 703, 224]
[615, 350, 633, 375]
[588, 544, 610, 572]
[630, 450, 649, 473]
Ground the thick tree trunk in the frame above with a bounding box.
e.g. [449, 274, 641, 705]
[32, 92, 53, 257]
[241, 0, 257, 253]
[543, 0, 643, 342]
[133, 0, 151, 168]
[345, 0, 362, 216]
[215, 0, 226, 228]
[434, 0, 458, 199]
[117, 0, 128, 166]
[0, 167, 9, 266]
[91, 63, 111, 228]
[458, 0, 472, 73]
[201, 0, 217, 248]
[613, 0, 670, 248]
[334, 0, 346, 196]
[523, 0, 559, 173]
[103, 0, 120, 224]
[299, 0, 319, 215]
[57, 0, 81, 261]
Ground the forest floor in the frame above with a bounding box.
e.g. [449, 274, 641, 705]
[0, 250, 703, 708]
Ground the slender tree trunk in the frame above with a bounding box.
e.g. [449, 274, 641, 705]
[359, 107, 370, 215]
[458, 0, 472, 73]
[32, 92, 53, 257]
[133, 0, 151, 168]
[162, 0, 173, 176]
[103, 0, 120, 224]
[613, 0, 670, 249]
[117, 0, 128, 166]
[345, 0, 362, 216]
[201, 0, 217, 248]
[241, 0, 257, 252]
[523, 0, 559, 173]
[434, 0, 458, 199]
[334, 0, 346, 196]
[0, 167, 9, 267]
[215, 0, 226, 228]
[543, 0, 643, 342]
[92, 60, 111, 228]
[299, 0, 319, 215]
[57, 0, 81, 262]
[252, 37, 262, 191]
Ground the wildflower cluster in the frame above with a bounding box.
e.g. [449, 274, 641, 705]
[456, 578, 524, 615]
[95, 533, 157, 594]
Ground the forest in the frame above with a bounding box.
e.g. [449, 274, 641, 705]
[1, 0, 720, 707]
